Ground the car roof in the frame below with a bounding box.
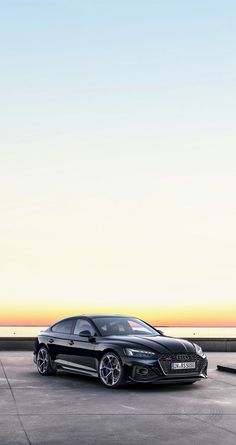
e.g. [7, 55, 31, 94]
[77, 314, 136, 319]
[55, 314, 137, 321]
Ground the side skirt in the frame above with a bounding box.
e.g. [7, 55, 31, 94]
[56, 364, 98, 378]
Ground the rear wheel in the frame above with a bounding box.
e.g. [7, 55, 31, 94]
[98, 352, 124, 388]
[36, 346, 57, 375]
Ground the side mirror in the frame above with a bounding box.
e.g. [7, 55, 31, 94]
[79, 330, 91, 337]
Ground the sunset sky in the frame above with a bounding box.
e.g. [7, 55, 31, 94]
[1, 1, 236, 326]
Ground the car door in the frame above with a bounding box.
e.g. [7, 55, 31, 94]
[47, 318, 76, 366]
[66, 318, 98, 375]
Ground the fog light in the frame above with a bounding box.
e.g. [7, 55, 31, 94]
[137, 367, 149, 376]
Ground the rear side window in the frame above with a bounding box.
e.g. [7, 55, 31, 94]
[52, 319, 74, 334]
[74, 319, 96, 336]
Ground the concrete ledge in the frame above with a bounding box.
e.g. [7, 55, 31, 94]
[0, 337, 236, 351]
[187, 338, 236, 352]
[217, 363, 236, 373]
[0, 337, 35, 350]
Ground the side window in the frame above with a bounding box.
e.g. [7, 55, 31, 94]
[52, 319, 74, 334]
[74, 319, 96, 336]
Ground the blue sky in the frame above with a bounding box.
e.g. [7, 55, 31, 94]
[0, 1, 236, 325]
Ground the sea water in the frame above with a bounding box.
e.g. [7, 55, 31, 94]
[0, 326, 236, 338]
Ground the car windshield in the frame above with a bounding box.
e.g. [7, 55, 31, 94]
[92, 317, 159, 337]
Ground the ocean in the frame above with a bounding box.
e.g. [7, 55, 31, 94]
[0, 326, 236, 338]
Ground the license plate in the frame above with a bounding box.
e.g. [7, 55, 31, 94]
[171, 362, 196, 370]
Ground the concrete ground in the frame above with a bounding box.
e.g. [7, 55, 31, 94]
[0, 352, 236, 445]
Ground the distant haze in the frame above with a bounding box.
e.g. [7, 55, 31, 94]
[0, 1, 236, 326]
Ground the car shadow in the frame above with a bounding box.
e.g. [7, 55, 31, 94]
[44, 370, 201, 392]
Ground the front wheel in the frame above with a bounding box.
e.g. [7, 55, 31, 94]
[36, 346, 57, 375]
[98, 352, 124, 388]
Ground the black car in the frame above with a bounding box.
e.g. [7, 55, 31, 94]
[33, 315, 208, 388]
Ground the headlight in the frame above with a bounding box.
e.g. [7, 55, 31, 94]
[124, 348, 156, 358]
[194, 343, 206, 358]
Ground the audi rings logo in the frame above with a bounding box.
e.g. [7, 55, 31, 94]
[176, 354, 189, 361]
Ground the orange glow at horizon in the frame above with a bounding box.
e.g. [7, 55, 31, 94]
[1, 303, 236, 327]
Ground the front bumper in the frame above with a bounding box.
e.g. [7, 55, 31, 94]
[123, 353, 208, 384]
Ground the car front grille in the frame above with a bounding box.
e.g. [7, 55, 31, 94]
[158, 353, 203, 375]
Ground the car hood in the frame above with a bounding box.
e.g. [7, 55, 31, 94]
[102, 335, 196, 354]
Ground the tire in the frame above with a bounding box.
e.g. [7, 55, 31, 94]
[36, 346, 57, 376]
[98, 352, 124, 388]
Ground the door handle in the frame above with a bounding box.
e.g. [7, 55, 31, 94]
[68, 340, 74, 345]
[48, 338, 54, 343]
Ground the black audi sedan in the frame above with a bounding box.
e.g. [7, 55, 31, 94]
[33, 315, 208, 388]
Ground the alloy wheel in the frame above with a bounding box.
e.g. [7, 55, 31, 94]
[36, 347, 55, 375]
[99, 352, 123, 387]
